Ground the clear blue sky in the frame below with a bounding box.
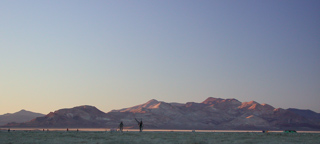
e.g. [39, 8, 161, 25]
[1, 0, 319, 114]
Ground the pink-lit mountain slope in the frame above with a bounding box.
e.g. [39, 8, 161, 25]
[3, 98, 320, 130]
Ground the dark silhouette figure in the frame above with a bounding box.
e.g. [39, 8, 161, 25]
[8, 129, 10, 132]
[67, 128, 69, 132]
[135, 118, 143, 132]
[119, 121, 124, 132]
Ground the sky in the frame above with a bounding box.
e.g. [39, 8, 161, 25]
[0, 0, 319, 115]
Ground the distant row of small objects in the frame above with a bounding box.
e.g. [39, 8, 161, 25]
[262, 130, 297, 133]
[4, 128, 297, 133]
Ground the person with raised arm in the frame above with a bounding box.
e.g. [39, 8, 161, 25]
[135, 118, 143, 132]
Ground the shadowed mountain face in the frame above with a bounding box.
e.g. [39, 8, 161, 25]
[0, 110, 44, 125]
[287, 108, 320, 125]
[3, 98, 320, 130]
[5, 105, 110, 128]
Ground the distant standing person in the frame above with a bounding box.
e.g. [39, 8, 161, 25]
[135, 118, 143, 132]
[119, 121, 124, 132]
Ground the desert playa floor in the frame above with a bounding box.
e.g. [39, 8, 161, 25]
[0, 130, 319, 144]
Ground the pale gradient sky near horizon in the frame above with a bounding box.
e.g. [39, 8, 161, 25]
[1, 0, 319, 115]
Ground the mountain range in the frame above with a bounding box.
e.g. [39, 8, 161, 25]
[2, 97, 320, 130]
[0, 110, 44, 126]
